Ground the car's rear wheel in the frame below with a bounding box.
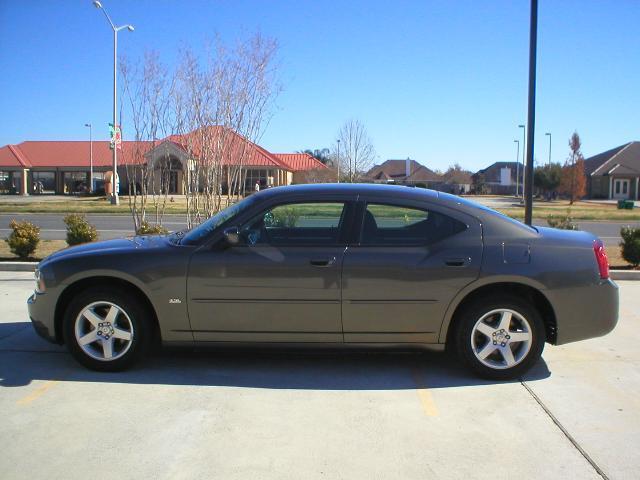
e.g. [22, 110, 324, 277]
[63, 287, 150, 371]
[454, 295, 545, 380]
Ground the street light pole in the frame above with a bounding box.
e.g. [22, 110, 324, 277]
[84, 123, 93, 192]
[336, 139, 340, 183]
[518, 124, 526, 200]
[524, 0, 539, 226]
[545, 132, 552, 165]
[93, 1, 134, 205]
[514, 139, 520, 196]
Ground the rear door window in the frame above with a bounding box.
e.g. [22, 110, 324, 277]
[360, 203, 466, 246]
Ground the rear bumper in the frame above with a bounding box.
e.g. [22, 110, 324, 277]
[549, 278, 619, 345]
[27, 292, 59, 344]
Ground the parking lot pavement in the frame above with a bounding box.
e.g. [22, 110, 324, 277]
[1, 272, 638, 480]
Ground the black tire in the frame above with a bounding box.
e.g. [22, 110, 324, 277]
[62, 286, 151, 371]
[453, 295, 545, 380]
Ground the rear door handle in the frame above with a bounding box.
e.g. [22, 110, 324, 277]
[310, 257, 336, 267]
[445, 257, 469, 267]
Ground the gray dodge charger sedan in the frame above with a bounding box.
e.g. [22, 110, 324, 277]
[28, 184, 618, 379]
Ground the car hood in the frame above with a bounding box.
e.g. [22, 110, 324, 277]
[40, 235, 169, 266]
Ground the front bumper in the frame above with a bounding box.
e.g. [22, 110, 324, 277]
[548, 278, 619, 345]
[27, 292, 59, 344]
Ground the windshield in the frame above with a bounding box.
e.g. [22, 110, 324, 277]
[181, 195, 258, 245]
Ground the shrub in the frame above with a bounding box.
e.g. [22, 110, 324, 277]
[267, 207, 300, 228]
[6, 220, 40, 259]
[620, 226, 640, 267]
[547, 210, 577, 230]
[64, 214, 98, 246]
[136, 221, 169, 235]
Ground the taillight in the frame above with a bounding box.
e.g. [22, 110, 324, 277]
[593, 239, 609, 280]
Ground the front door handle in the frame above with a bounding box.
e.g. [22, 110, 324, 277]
[445, 257, 469, 267]
[310, 257, 336, 267]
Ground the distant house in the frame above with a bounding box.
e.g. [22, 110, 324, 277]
[365, 158, 441, 187]
[472, 161, 524, 195]
[584, 142, 640, 200]
[441, 167, 473, 194]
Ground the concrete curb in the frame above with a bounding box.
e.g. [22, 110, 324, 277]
[0, 262, 38, 271]
[1, 261, 638, 279]
[610, 270, 640, 281]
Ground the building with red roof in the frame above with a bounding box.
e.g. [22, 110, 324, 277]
[0, 127, 328, 195]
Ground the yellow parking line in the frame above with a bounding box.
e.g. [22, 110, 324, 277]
[412, 369, 439, 417]
[17, 380, 58, 406]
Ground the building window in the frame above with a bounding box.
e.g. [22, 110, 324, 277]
[32, 171, 56, 194]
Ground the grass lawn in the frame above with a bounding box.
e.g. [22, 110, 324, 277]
[0, 239, 68, 262]
[0, 196, 190, 214]
[496, 199, 639, 221]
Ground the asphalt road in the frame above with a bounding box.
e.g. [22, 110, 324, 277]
[0, 272, 638, 479]
[1, 212, 638, 246]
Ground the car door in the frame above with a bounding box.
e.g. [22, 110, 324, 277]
[341, 198, 482, 343]
[187, 199, 353, 343]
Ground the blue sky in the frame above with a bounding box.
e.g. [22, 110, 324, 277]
[0, 0, 638, 171]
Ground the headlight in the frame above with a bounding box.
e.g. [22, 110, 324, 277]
[34, 269, 46, 293]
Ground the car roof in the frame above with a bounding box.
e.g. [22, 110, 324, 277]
[257, 182, 439, 201]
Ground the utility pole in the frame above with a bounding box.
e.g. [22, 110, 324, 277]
[336, 139, 340, 183]
[518, 124, 525, 199]
[85, 123, 93, 192]
[524, 0, 538, 226]
[545, 132, 552, 165]
[514, 139, 520, 197]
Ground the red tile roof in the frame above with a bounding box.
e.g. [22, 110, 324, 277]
[273, 153, 328, 171]
[0, 141, 149, 169]
[0, 127, 319, 172]
[167, 126, 287, 168]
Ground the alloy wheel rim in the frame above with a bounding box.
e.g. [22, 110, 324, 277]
[74, 301, 134, 362]
[471, 308, 532, 370]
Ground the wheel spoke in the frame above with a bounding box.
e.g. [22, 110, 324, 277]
[498, 311, 513, 331]
[78, 330, 99, 346]
[112, 327, 132, 341]
[101, 338, 114, 359]
[501, 345, 516, 367]
[82, 309, 103, 327]
[509, 332, 531, 343]
[475, 322, 495, 338]
[477, 342, 497, 360]
[104, 305, 120, 324]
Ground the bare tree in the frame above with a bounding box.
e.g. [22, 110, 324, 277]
[172, 34, 281, 228]
[334, 119, 376, 182]
[559, 132, 587, 205]
[120, 51, 174, 232]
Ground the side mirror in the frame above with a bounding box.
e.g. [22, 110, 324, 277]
[222, 226, 240, 246]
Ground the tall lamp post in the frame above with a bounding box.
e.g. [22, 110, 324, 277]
[523, 0, 539, 226]
[84, 123, 93, 193]
[514, 139, 520, 197]
[336, 139, 340, 183]
[518, 124, 526, 200]
[92, 0, 134, 205]
[545, 132, 552, 165]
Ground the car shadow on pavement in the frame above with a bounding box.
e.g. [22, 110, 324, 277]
[0, 321, 551, 389]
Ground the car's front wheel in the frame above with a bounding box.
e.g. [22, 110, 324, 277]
[63, 287, 151, 371]
[454, 295, 545, 380]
